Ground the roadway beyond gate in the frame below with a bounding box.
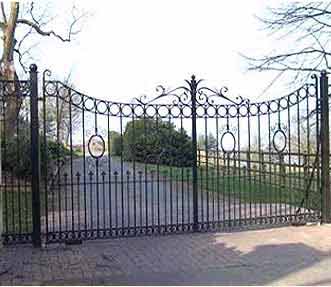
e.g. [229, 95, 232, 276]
[1, 65, 330, 246]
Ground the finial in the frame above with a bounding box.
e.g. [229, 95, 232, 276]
[29, 64, 38, 72]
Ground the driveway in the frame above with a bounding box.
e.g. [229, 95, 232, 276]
[42, 155, 314, 234]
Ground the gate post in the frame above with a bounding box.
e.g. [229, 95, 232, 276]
[320, 70, 331, 223]
[30, 64, 41, 247]
[190, 75, 199, 231]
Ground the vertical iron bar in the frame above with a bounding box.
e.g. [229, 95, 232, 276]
[3, 90, 8, 237]
[204, 117, 209, 228]
[69, 90, 75, 236]
[56, 82, 62, 241]
[127, 171, 131, 231]
[77, 173, 81, 237]
[151, 170, 154, 231]
[180, 116, 185, 229]
[190, 75, 199, 231]
[102, 171, 106, 234]
[268, 109, 272, 222]
[119, 108, 124, 233]
[107, 113, 112, 234]
[82, 103, 87, 238]
[314, 75, 321, 219]
[16, 101, 22, 237]
[320, 70, 331, 223]
[64, 173, 68, 236]
[132, 109, 137, 234]
[258, 112, 262, 223]
[237, 114, 242, 226]
[30, 64, 41, 247]
[216, 117, 220, 225]
[42, 74, 49, 239]
[296, 91, 301, 222]
[114, 171, 119, 235]
[287, 95, 292, 219]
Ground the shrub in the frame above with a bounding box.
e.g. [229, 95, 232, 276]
[121, 118, 193, 167]
[109, 131, 122, 156]
[2, 132, 72, 178]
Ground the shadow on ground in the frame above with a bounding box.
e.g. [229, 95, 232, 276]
[1, 226, 331, 286]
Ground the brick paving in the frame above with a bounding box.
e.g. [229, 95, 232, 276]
[1, 224, 331, 285]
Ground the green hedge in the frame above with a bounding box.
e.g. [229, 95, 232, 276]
[2, 132, 71, 178]
[110, 118, 193, 167]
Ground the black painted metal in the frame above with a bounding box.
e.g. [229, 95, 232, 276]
[320, 71, 331, 223]
[190, 75, 199, 231]
[30, 64, 41, 247]
[0, 65, 327, 245]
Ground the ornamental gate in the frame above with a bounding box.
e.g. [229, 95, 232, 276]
[1, 64, 330, 246]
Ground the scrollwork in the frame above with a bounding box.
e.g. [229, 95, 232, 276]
[40, 71, 317, 119]
[135, 85, 190, 106]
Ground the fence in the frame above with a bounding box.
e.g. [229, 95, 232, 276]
[0, 65, 330, 246]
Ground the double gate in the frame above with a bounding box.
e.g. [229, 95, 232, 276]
[1, 64, 330, 246]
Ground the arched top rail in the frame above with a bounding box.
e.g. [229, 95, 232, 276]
[42, 71, 318, 119]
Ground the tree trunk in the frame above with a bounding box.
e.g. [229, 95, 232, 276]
[0, 2, 22, 139]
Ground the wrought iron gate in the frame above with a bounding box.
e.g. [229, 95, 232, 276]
[1, 64, 330, 246]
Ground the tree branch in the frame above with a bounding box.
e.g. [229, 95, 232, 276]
[1, 2, 7, 23]
[14, 48, 27, 73]
[29, 2, 39, 25]
[17, 18, 73, 41]
[17, 6, 86, 43]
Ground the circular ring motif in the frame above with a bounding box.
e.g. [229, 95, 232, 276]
[146, 105, 157, 117]
[122, 104, 132, 117]
[259, 103, 269, 114]
[308, 85, 316, 96]
[170, 106, 181, 117]
[239, 105, 248, 117]
[196, 106, 205, 117]
[249, 104, 259, 116]
[229, 105, 237, 117]
[289, 94, 298, 104]
[279, 98, 288, 109]
[109, 104, 120, 116]
[299, 87, 306, 98]
[71, 92, 83, 106]
[269, 100, 279, 112]
[96, 100, 108, 114]
[218, 106, 227, 117]
[220, 131, 236, 153]
[272, 129, 287, 153]
[88, 134, 105, 159]
[44, 81, 57, 96]
[84, 98, 95, 112]
[134, 105, 145, 117]
[207, 106, 216, 117]
[182, 106, 191, 117]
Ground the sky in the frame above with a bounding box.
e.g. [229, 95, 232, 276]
[30, 0, 290, 103]
[8, 0, 311, 148]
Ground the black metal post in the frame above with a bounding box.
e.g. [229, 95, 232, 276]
[30, 64, 41, 247]
[320, 70, 331, 223]
[190, 75, 199, 231]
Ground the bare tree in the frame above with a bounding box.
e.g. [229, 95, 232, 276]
[43, 73, 81, 146]
[244, 2, 331, 86]
[0, 1, 86, 136]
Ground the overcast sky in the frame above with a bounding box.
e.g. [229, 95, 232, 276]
[32, 0, 290, 103]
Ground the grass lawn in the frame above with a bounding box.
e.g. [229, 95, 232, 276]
[2, 185, 33, 234]
[144, 163, 321, 210]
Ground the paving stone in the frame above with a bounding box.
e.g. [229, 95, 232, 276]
[1, 225, 331, 285]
